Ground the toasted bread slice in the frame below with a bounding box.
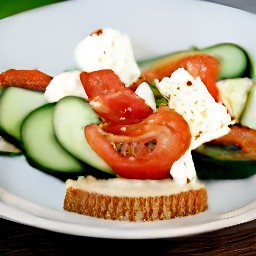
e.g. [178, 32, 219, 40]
[64, 176, 208, 221]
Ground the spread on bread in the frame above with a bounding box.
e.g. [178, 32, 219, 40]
[64, 176, 207, 221]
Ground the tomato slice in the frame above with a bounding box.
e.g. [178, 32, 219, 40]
[80, 69, 153, 124]
[135, 54, 220, 101]
[84, 106, 191, 179]
[208, 125, 256, 159]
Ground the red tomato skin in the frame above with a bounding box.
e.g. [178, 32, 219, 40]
[103, 105, 187, 135]
[179, 54, 220, 101]
[84, 106, 191, 180]
[209, 125, 256, 159]
[134, 54, 220, 101]
[80, 69, 123, 100]
[80, 69, 153, 124]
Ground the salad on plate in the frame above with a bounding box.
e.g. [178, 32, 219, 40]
[0, 27, 255, 221]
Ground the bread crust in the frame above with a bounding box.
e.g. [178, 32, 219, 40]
[64, 185, 208, 222]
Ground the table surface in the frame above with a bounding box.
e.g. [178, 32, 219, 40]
[1, 1, 256, 255]
[1, 218, 256, 255]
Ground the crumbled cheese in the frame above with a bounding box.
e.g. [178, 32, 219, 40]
[135, 82, 156, 111]
[156, 68, 233, 149]
[170, 151, 196, 184]
[74, 28, 141, 87]
[44, 71, 87, 102]
[156, 67, 234, 185]
[44, 28, 142, 103]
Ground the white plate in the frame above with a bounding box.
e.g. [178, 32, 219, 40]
[0, 0, 256, 239]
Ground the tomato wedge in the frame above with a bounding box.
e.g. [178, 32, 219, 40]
[80, 69, 153, 124]
[84, 106, 191, 179]
[135, 54, 220, 101]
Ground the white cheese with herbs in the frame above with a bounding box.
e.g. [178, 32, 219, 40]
[156, 68, 233, 149]
[156, 67, 233, 185]
[75, 28, 141, 87]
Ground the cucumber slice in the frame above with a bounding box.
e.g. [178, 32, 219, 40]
[199, 43, 253, 80]
[0, 87, 46, 147]
[192, 145, 256, 180]
[137, 43, 254, 80]
[20, 103, 86, 178]
[240, 83, 256, 129]
[216, 78, 253, 119]
[53, 96, 114, 174]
